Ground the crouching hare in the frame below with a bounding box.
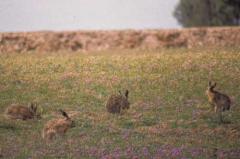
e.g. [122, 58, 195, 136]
[206, 81, 231, 123]
[106, 90, 130, 114]
[5, 103, 40, 120]
[42, 109, 75, 141]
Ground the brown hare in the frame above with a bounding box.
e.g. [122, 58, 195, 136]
[106, 90, 130, 114]
[5, 103, 40, 120]
[206, 81, 231, 122]
[42, 109, 75, 141]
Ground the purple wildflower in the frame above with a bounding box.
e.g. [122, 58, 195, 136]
[142, 147, 149, 156]
[113, 147, 121, 159]
[190, 148, 201, 157]
[100, 148, 108, 157]
[122, 129, 130, 140]
[125, 146, 134, 157]
[132, 155, 139, 159]
[101, 154, 112, 159]
[171, 147, 182, 157]
[156, 148, 164, 157]
[217, 150, 225, 159]
[88, 147, 98, 157]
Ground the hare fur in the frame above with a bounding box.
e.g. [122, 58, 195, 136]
[42, 109, 75, 140]
[206, 81, 231, 122]
[5, 103, 40, 120]
[106, 90, 130, 114]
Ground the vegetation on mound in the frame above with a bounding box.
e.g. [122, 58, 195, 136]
[1, 27, 240, 53]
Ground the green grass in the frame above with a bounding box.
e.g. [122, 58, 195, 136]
[0, 48, 240, 158]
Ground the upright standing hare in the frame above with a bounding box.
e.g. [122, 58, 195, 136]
[5, 103, 40, 120]
[206, 81, 231, 122]
[42, 109, 75, 140]
[106, 90, 130, 114]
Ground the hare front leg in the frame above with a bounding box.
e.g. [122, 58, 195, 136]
[218, 111, 223, 123]
[215, 105, 223, 123]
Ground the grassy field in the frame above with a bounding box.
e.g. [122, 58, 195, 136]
[0, 48, 240, 159]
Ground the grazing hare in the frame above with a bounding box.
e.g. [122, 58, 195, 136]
[5, 103, 40, 120]
[206, 81, 231, 122]
[106, 90, 130, 114]
[42, 109, 75, 140]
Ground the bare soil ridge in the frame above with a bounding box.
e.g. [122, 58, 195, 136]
[0, 27, 240, 53]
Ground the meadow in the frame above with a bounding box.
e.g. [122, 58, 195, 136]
[0, 48, 240, 159]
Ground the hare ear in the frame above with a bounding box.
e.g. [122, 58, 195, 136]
[29, 103, 34, 109]
[31, 103, 37, 112]
[29, 103, 37, 113]
[34, 103, 38, 111]
[213, 82, 217, 88]
[125, 90, 129, 98]
[59, 109, 70, 119]
[208, 81, 212, 87]
[118, 90, 122, 95]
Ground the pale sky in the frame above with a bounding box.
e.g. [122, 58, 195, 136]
[0, 0, 180, 32]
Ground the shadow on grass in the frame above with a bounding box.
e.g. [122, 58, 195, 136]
[221, 120, 232, 124]
[0, 123, 18, 131]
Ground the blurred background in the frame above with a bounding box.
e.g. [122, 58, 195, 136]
[0, 0, 180, 32]
[0, 0, 239, 32]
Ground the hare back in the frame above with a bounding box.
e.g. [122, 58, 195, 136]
[106, 95, 123, 113]
[5, 104, 33, 120]
[44, 119, 71, 134]
[214, 93, 231, 110]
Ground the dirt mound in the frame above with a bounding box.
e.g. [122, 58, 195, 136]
[0, 27, 239, 53]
